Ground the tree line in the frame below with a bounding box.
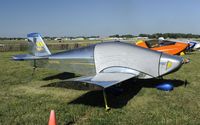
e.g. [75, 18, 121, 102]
[138, 33, 200, 39]
[110, 33, 200, 39]
[0, 38, 25, 40]
[109, 34, 135, 38]
[1, 33, 200, 40]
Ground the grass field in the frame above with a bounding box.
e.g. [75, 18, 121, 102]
[0, 51, 200, 125]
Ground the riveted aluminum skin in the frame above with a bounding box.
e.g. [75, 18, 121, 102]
[49, 45, 95, 59]
[48, 45, 96, 75]
[94, 42, 162, 77]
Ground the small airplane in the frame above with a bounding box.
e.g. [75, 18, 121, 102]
[13, 33, 184, 110]
[188, 41, 200, 51]
[136, 39, 188, 55]
[172, 40, 200, 51]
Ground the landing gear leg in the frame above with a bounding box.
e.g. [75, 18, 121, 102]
[32, 60, 37, 76]
[103, 89, 110, 111]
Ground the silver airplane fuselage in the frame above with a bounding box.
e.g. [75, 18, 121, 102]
[46, 42, 183, 78]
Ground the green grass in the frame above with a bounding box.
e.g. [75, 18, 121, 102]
[0, 51, 200, 125]
[0, 40, 26, 44]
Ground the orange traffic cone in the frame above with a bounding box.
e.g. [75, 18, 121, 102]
[48, 110, 57, 125]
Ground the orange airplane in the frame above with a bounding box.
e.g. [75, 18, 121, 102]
[136, 39, 189, 55]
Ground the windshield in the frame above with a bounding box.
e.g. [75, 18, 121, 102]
[146, 40, 176, 48]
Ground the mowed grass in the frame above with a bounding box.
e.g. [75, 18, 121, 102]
[0, 51, 200, 125]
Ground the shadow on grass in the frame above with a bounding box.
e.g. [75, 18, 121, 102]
[42, 72, 187, 108]
[42, 72, 76, 80]
[68, 78, 186, 108]
[42, 72, 98, 90]
[42, 81, 98, 90]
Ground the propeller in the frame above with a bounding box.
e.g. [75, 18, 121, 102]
[183, 58, 190, 64]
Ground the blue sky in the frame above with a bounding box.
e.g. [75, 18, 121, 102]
[0, 0, 200, 37]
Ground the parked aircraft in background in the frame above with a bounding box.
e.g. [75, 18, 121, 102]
[136, 39, 188, 55]
[169, 39, 200, 51]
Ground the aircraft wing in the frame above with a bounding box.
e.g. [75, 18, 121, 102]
[67, 72, 137, 88]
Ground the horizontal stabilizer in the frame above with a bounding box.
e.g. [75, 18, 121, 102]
[67, 72, 137, 88]
[12, 54, 48, 61]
